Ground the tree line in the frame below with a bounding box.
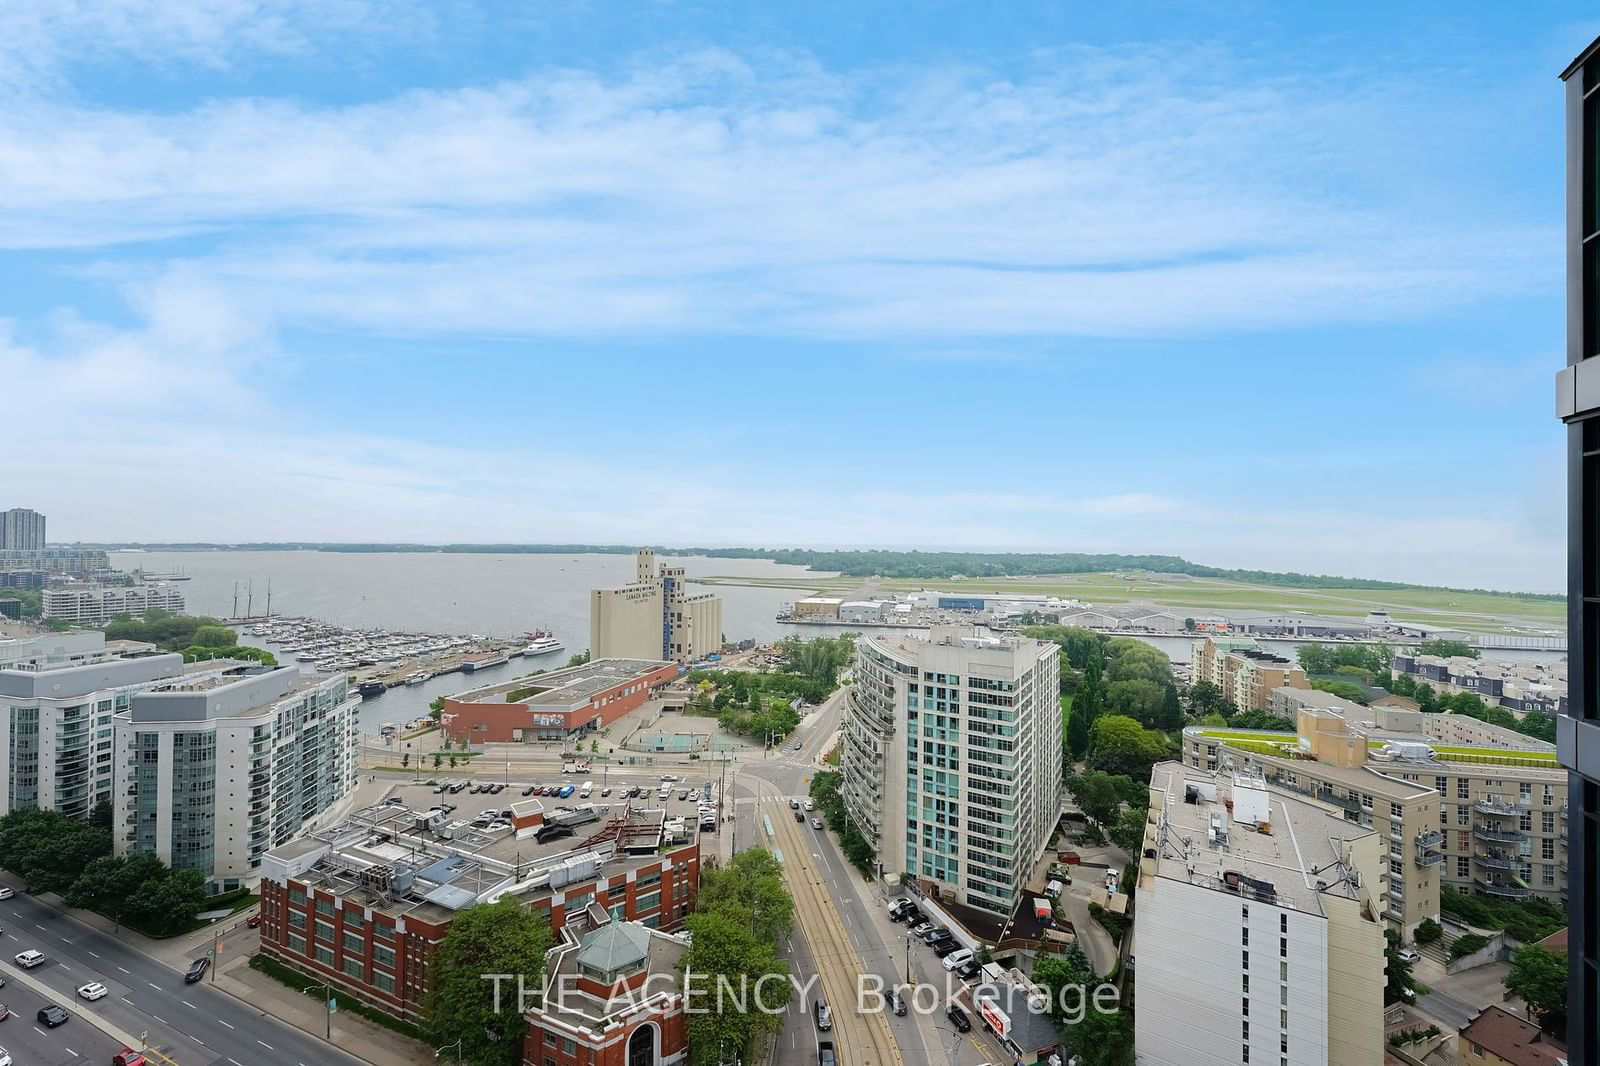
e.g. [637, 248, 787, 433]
[0, 807, 212, 936]
[103, 609, 278, 666]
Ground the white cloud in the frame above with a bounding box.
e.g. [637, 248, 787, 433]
[0, 45, 1553, 339]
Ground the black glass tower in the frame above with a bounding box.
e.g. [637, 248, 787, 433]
[1559, 36, 1600, 1066]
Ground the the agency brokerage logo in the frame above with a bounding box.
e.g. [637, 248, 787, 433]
[482, 969, 1120, 1026]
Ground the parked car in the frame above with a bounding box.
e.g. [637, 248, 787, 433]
[887, 988, 906, 1015]
[678, 789, 690, 801]
[559, 785, 575, 798]
[77, 982, 108, 1002]
[909, 922, 934, 938]
[814, 999, 832, 1031]
[432, 784, 447, 794]
[0, 1002, 8, 1020]
[932, 939, 962, 958]
[941, 948, 974, 970]
[522, 785, 537, 796]
[920, 926, 949, 944]
[896, 907, 924, 926]
[1397, 948, 1421, 964]
[37, 1005, 68, 1028]
[946, 1005, 971, 1032]
[112, 1051, 147, 1066]
[0, 888, 11, 900]
[185, 958, 210, 983]
[955, 959, 981, 980]
[12, 951, 43, 969]
[601, 787, 612, 796]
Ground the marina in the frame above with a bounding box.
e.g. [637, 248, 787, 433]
[238, 617, 566, 696]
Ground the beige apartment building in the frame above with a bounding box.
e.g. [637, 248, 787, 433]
[1184, 694, 1569, 941]
[589, 549, 722, 664]
[1192, 635, 1311, 711]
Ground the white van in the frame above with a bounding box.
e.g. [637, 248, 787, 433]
[941, 948, 974, 971]
[658, 784, 672, 800]
[579, 782, 593, 798]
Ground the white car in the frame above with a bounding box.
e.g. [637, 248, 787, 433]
[1397, 948, 1421, 964]
[941, 948, 975, 971]
[0, 887, 12, 900]
[77, 982, 109, 1001]
[0, 1042, 11, 1066]
[12, 951, 43, 969]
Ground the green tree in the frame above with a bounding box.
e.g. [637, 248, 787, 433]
[124, 868, 209, 936]
[192, 624, 238, 647]
[1504, 943, 1567, 1038]
[1032, 941, 1095, 1019]
[1417, 639, 1478, 659]
[1413, 918, 1442, 945]
[1108, 807, 1148, 854]
[683, 899, 791, 1064]
[1066, 700, 1092, 762]
[1186, 680, 1226, 719]
[90, 797, 113, 830]
[1157, 683, 1183, 731]
[1105, 679, 1164, 727]
[1384, 929, 1418, 1005]
[402, 752, 410, 770]
[425, 897, 553, 1066]
[1065, 770, 1136, 829]
[1063, 1001, 1135, 1066]
[699, 849, 794, 943]
[432, 753, 443, 770]
[1088, 715, 1168, 779]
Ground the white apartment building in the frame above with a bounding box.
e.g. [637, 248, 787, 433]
[0, 631, 118, 671]
[0, 508, 46, 550]
[1135, 762, 1386, 1066]
[115, 665, 360, 893]
[0, 653, 187, 819]
[44, 584, 186, 626]
[840, 625, 1061, 916]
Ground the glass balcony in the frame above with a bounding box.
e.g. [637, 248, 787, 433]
[1474, 798, 1524, 817]
[1473, 852, 1528, 873]
[1315, 788, 1362, 814]
[1415, 829, 1444, 850]
[1414, 849, 1444, 868]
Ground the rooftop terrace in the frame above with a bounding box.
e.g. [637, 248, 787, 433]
[451, 658, 670, 707]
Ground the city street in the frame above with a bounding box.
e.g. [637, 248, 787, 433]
[0, 966, 125, 1066]
[735, 685, 1010, 1066]
[0, 890, 369, 1066]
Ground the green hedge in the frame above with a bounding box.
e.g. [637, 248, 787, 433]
[249, 954, 424, 1041]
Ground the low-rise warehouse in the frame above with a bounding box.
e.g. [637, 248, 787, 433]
[441, 658, 676, 744]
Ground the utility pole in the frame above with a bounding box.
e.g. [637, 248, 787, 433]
[211, 924, 221, 981]
[905, 932, 912, 987]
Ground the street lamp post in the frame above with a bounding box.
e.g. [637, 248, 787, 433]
[304, 981, 335, 1040]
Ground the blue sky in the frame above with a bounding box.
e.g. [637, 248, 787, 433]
[2, 1, 1594, 591]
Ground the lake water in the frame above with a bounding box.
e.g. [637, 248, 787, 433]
[108, 550, 833, 733]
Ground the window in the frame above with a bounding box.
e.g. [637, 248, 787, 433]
[289, 911, 307, 930]
[342, 957, 363, 979]
[314, 945, 334, 966]
[374, 945, 396, 969]
[315, 898, 334, 916]
[1242, 927, 1249, 945]
[1279, 914, 1287, 932]
[343, 930, 364, 953]
[1280, 937, 1287, 958]
[1243, 997, 1250, 1017]
[1243, 950, 1250, 970]
[1280, 1009, 1288, 1029]
[1279, 961, 1287, 982]
[374, 971, 395, 995]
[315, 919, 335, 942]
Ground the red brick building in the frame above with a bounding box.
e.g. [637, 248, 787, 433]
[442, 658, 678, 745]
[258, 788, 699, 1023]
[524, 917, 689, 1066]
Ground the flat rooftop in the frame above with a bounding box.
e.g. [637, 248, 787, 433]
[268, 782, 700, 925]
[1147, 761, 1373, 917]
[452, 658, 670, 707]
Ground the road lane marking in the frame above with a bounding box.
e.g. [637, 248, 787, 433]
[33, 1027, 47, 1037]
[65, 1049, 80, 1058]
[190, 1034, 206, 1045]
[258, 1040, 275, 1050]
[116, 966, 129, 974]
[87, 951, 100, 959]
[218, 1018, 236, 1029]
[151, 1014, 168, 1025]
[148, 982, 160, 990]
[183, 1000, 196, 1008]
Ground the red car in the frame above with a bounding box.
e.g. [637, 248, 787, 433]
[113, 1051, 147, 1066]
[246, 913, 262, 929]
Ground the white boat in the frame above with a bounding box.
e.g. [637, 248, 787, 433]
[462, 652, 509, 672]
[403, 671, 430, 686]
[522, 637, 565, 657]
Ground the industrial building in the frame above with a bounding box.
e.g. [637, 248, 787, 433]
[440, 658, 677, 744]
[258, 790, 700, 1023]
[1135, 762, 1386, 1066]
[840, 625, 1061, 916]
[589, 549, 722, 664]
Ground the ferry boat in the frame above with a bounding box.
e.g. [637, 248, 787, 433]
[462, 652, 510, 672]
[402, 671, 431, 686]
[358, 680, 387, 698]
[521, 632, 565, 657]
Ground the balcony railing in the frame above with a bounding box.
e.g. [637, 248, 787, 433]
[1474, 878, 1530, 900]
[1414, 849, 1444, 868]
[1415, 829, 1445, 850]
[1316, 789, 1362, 813]
[1474, 798, 1524, 817]
[1472, 824, 1526, 845]
[1473, 852, 1528, 873]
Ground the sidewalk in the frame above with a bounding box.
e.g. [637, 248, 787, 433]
[212, 952, 430, 1066]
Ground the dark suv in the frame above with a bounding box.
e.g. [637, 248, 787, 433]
[185, 957, 210, 983]
[946, 1004, 971, 1032]
[38, 1004, 68, 1027]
